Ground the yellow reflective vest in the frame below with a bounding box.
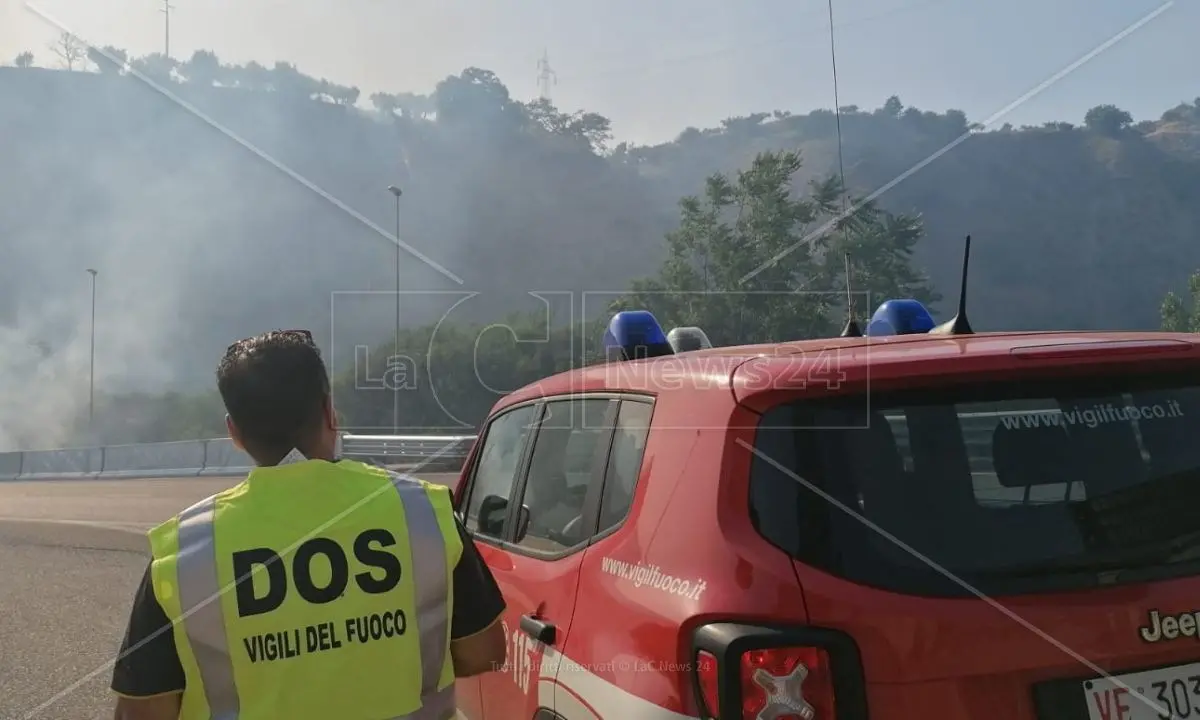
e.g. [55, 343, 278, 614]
[146, 458, 463, 719]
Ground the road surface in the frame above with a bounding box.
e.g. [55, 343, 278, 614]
[0, 472, 460, 720]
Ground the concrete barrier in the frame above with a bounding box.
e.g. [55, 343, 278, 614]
[0, 434, 477, 482]
[19, 446, 103, 479]
[101, 440, 207, 478]
[0, 452, 22, 480]
[200, 438, 254, 477]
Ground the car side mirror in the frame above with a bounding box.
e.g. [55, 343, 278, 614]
[477, 495, 509, 536]
[513, 505, 532, 543]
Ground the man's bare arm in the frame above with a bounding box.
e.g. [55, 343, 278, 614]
[447, 516, 508, 677]
[113, 692, 181, 720]
[451, 616, 507, 677]
[111, 565, 187, 713]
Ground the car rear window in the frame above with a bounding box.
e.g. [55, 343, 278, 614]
[748, 369, 1200, 596]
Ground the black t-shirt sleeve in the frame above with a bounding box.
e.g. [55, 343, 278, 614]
[111, 562, 186, 697]
[450, 517, 507, 640]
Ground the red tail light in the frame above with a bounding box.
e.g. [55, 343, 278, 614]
[691, 623, 866, 719]
[741, 647, 834, 718]
[696, 650, 721, 714]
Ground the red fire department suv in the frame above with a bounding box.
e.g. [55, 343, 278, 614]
[450, 297, 1200, 720]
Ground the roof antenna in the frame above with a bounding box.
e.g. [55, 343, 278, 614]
[840, 252, 863, 337]
[929, 234, 974, 335]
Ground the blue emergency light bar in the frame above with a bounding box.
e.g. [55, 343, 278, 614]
[865, 299, 936, 336]
[604, 310, 675, 362]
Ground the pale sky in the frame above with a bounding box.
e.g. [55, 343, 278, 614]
[2, 0, 1197, 144]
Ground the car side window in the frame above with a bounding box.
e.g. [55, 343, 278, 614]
[513, 398, 613, 555]
[597, 400, 653, 534]
[464, 405, 538, 539]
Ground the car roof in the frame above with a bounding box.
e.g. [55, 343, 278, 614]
[492, 330, 1200, 412]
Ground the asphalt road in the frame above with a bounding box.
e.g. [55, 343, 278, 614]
[0, 473, 460, 720]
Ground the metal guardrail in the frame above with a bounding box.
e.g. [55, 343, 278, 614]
[0, 409, 1081, 482]
[890, 408, 1087, 473]
[891, 412, 995, 473]
[0, 434, 478, 481]
[341, 434, 476, 471]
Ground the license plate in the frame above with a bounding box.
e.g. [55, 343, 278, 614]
[1084, 663, 1200, 719]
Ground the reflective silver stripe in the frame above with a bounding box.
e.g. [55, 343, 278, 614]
[391, 684, 456, 720]
[387, 472, 452, 705]
[173, 475, 453, 719]
[176, 496, 241, 719]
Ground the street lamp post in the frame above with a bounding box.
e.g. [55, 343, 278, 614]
[386, 185, 402, 435]
[86, 268, 98, 435]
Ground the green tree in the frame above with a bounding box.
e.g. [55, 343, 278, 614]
[881, 95, 904, 118]
[88, 46, 127, 74]
[394, 92, 435, 120]
[332, 312, 584, 432]
[720, 113, 770, 138]
[272, 61, 321, 98]
[1161, 270, 1200, 332]
[129, 53, 178, 82]
[321, 82, 359, 106]
[523, 98, 613, 153]
[13, 51, 34, 68]
[234, 60, 271, 90]
[370, 91, 400, 116]
[82, 390, 226, 445]
[433, 67, 522, 130]
[182, 49, 221, 86]
[1084, 104, 1133, 135]
[616, 149, 938, 345]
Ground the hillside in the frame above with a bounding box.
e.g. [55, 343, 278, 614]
[0, 60, 670, 393]
[629, 101, 1200, 331]
[5, 46, 1200, 445]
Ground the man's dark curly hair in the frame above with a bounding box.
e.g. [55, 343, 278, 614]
[216, 330, 330, 462]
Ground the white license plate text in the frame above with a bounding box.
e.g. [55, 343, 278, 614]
[1085, 662, 1200, 720]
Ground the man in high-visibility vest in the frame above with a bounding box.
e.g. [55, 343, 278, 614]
[110, 329, 507, 719]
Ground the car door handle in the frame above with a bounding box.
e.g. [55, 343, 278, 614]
[520, 614, 557, 645]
